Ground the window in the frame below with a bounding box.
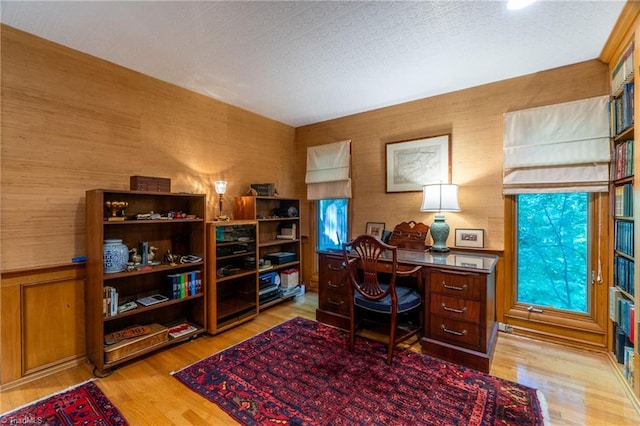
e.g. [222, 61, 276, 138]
[502, 97, 609, 347]
[317, 199, 348, 251]
[516, 192, 590, 313]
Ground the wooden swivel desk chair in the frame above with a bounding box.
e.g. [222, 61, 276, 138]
[343, 234, 423, 365]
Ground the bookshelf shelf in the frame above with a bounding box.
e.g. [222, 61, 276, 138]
[102, 261, 204, 281]
[103, 293, 205, 322]
[102, 324, 205, 370]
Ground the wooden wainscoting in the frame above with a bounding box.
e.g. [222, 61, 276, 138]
[1, 263, 86, 388]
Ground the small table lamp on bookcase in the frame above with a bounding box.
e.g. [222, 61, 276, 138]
[215, 180, 228, 221]
[420, 183, 461, 252]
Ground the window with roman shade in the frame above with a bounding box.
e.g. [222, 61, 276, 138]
[502, 95, 611, 194]
[306, 140, 352, 200]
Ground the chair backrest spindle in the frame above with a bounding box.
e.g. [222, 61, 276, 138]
[344, 235, 398, 300]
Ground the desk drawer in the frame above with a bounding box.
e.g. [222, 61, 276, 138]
[319, 255, 349, 315]
[429, 269, 481, 300]
[373, 262, 416, 274]
[430, 294, 480, 323]
[430, 316, 480, 349]
[319, 291, 349, 315]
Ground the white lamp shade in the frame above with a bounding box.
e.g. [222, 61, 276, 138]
[214, 181, 227, 195]
[420, 184, 461, 212]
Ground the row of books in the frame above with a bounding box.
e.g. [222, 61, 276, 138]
[167, 270, 203, 299]
[613, 323, 635, 389]
[613, 139, 634, 181]
[624, 345, 635, 387]
[103, 286, 119, 317]
[610, 287, 636, 342]
[614, 254, 635, 296]
[614, 220, 634, 257]
[102, 269, 203, 318]
[611, 81, 634, 135]
[614, 183, 633, 217]
[611, 41, 634, 96]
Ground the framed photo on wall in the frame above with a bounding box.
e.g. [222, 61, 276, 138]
[366, 222, 385, 239]
[385, 134, 451, 192]
[455, 228, 485, 248]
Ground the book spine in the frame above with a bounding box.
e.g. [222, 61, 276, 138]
[190, 271, 197, 296]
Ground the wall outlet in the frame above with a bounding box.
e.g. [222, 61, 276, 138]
[498, 322, 513, 333]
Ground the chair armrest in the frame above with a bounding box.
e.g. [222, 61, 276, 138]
[343, 257, 357, 270]
[396, 265, 422, 277]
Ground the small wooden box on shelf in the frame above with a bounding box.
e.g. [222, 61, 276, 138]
[85, 189, 207, 376]
[234, 196, 303, 310]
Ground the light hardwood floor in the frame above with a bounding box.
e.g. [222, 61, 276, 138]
[1, 292, 639, 425]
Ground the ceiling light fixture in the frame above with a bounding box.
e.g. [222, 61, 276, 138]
[506, 0, 536, 10]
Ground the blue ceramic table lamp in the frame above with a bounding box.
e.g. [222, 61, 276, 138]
[420, 183, 461, 252]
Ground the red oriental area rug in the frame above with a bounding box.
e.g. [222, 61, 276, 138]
[0, 380, 128, 425]
[173, 317, 548, 425]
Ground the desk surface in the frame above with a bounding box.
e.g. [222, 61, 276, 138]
[320, 249, 497, 273]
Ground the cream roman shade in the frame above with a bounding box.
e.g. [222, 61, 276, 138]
[503, 95, 611, 194]
[306, 140, 352, 200]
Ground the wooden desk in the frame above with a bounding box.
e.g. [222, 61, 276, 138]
[316, 250, 498, 373]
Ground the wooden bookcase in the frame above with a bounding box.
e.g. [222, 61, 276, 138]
[609, 32, 639, 401]
[85, 189, 207, 375]
[206, 220, 258, 334]
[234, 196, 303, 310]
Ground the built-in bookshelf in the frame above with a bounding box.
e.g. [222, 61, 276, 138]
[610, 38, 637, 395]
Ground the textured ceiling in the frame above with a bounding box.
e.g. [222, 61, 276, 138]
[0, 1, 626, 127]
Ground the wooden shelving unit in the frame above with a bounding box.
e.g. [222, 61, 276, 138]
[608, 34, 639, 402]
[234, 196, 303, 311]
[85, 189, 207, 375]
[206, 220, 258, 334]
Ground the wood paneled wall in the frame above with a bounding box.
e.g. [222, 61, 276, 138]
[1, 264, 86, 385]
[0, 25, 297, 271]
[293, 60, 610, 253]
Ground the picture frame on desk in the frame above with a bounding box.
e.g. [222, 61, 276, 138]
[455, 228, 484, 248]
[385, 134, 451, 192]
[366, 222, 385, 239]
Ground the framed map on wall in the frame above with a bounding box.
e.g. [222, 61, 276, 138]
[385, 134, 451, 192]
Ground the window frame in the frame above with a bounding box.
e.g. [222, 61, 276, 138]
[514, 192, 592, 315]
[502, 193, 610, 350]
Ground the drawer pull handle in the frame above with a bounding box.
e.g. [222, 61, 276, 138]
[441, 282, 467, 291]
[328, 264, 344, 271]
[328, 298, 344, 306]
[441, 324, 467, 336]
[441, 303, 467, 314]
[328, 280, 343, 288]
